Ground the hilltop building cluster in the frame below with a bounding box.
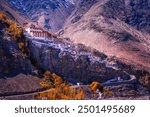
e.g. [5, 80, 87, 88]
[24, 23, 53, 40]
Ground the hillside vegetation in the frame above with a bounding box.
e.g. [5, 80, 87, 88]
[0, 12, 22, 40]
[35, 71, 85, 100]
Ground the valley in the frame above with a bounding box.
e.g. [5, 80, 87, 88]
[0, 0, 150, 100]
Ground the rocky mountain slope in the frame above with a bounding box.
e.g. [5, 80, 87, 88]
[5, 0, 75, 32]
[0, 0, 29, 24]
[28, 38, 133, 84]
[0, 14, 42, 95]
[63, 0, 150, 73]
[4, 0, 150, 33]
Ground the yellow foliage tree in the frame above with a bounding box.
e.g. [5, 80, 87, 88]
[0, 12, 28, 56]
[0, 12, 13, 27]
[90, 81, 113, 96]
[52, 73, 63, 86]
[75, 87, 85, 100]
[36, 71, 85, 100]
[90, 81, 102, 92]
[0, 12, 23, 40]
[0, 12, 7, 23]
[39, 71, 54, 88]
[7, 22, 22, 39]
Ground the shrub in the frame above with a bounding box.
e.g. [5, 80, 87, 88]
[18, 42, 24, 49]
[141, 74, 150, 88]
[75, 87, 85, 100]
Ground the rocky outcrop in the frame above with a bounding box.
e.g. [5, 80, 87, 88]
[0, 74, 41, 96]
[28, 38, 137, 84]
[0, 22, 34, 77]
[62, 0, 150, 73]
[0, 21, 41, 95]
[101, 0, 150, 33]
[65, 0, 97, 24]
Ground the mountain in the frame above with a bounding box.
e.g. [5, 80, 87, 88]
[5, 0, 75, 32]
[0, 11, 140, 98]
[0, 0, 150, 99]
[63, 0, 150, 73]
[0, 0, 28, 24]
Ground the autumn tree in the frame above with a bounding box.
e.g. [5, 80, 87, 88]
[40, 71, 54, 88]
[7, 22, 23, 39]
[90, 81, 103, 92]
[0, 12, 28, 56]
[90, 81, 113, 97]
[0, 12, 23, 40]
[0, 12, 5, 22]
[35, 70, 85, 100]
[0, 12, 13, 27]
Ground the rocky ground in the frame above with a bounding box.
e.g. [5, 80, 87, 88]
[27, 37, 140, 84]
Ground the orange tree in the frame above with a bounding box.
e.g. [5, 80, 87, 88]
[0, 12, 23, 40]
[7, 22, 23, 39]
[35, 71, 85, 100]
[90, 81, 113, 96]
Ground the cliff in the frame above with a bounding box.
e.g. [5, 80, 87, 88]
[0, 13, 42, 96]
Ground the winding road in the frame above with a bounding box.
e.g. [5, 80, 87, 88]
[0, 72, 137, 100]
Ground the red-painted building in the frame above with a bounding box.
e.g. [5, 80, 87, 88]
[24, 23, 52, 39]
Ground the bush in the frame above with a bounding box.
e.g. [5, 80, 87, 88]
[141, 74, 150, 88]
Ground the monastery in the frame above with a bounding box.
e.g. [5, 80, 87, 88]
[24, 23, 52, 39]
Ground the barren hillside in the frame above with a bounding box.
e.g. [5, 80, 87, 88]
[63, 0, 150, 72]
[5, 0, 75, 32]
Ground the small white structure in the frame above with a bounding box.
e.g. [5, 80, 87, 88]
[77, 83, 80, 86]
[118, 77, 121, 81]
[76, 82, 83, 86]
